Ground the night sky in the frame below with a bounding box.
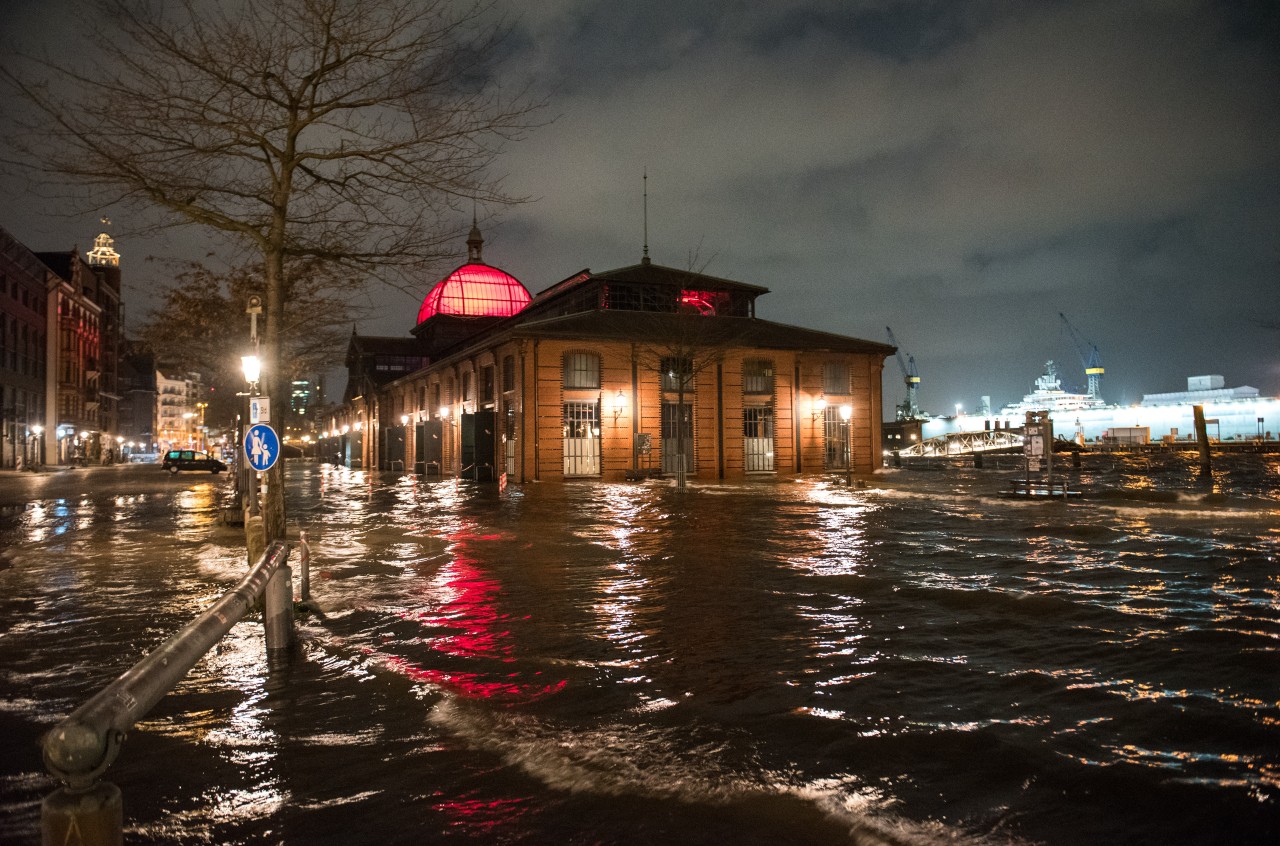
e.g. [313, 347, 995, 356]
[3, 0, 1278, 413]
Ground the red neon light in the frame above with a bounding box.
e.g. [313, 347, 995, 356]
[678, 289, 723, 316]
[417, 263, 531, 323]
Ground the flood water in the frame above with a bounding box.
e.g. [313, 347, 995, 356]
[0, 454, 1277, 845]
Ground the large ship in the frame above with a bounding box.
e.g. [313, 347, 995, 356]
[919, 367, 1277, 445]
[997, 360, 1109, 415]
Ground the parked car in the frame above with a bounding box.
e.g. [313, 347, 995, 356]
[162, 449, 227, 474]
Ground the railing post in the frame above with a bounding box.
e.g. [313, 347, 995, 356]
[42, 782, 122, 846]
[263, 562, 294, 657]
[298, 530, 311, 602]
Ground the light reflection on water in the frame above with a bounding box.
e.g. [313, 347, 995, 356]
[0, 455, 1277, 845]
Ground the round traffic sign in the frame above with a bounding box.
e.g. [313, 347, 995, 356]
[245, 423, 281, 472]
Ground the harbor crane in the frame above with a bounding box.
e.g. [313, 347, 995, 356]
[886, 326, 923, 420]
[1059, 312, 1104, 400]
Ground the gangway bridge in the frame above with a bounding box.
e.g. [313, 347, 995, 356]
[895, 428, 1025, 458]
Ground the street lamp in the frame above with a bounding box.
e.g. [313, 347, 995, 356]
[241, 355, 261, 390]
[839, 404, 853, 486]
[29, 424, 44, 468]
[241, 354, 263, 517]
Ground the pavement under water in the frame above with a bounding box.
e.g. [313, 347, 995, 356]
[0, 455, 1277, 845]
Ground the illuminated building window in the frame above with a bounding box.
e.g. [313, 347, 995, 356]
[677, 289, 728, 315]
[743, 359, 774, 394]
[660, 356, 692, 393]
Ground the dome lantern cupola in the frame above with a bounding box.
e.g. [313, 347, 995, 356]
[415, 222, 530, 326]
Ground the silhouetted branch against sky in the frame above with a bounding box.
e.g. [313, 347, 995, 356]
[2, 0, 540, 280]
[2, 0, 542, 537]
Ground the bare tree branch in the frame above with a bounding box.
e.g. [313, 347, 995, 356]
[1, 0, 542, 538]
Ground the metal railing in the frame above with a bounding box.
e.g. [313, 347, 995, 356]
[41, 539, 297, 845]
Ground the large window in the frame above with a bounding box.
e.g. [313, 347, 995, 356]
[743, 358, 774, 394]
[660, 356, 693, 393]
[481, 365, 495, 403]
[502, 355, 515, 392]
[823, 362, 850, 396]
[563, 400, 601, 476]
[823, 406, 850, 470]
[563, 352, 600, 389]
[743, 406, 775, 473]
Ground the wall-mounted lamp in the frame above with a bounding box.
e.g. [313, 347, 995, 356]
[839, 404, 852, 423]
[812, 394, 827, 420]
[439, 405, 450, 420]
[613, 389, 626, 422]
[400, 415, 410, 426]
[353, 421, 363, 432]
[341, 425, 350, 435]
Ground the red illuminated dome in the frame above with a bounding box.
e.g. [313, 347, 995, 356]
[416, 222, 530, 324]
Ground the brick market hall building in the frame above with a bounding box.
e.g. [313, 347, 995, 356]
[321, 224, 894, 483]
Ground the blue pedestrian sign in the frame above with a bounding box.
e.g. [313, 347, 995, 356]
[245, 423, 280, 472]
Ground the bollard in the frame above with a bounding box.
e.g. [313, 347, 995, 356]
[42, 782, 122, 846]
[298, 530, 311, 602]
[245, 514, 266, 570]
[263, 563, 294, 657]
[1193, 404, 1212, 478]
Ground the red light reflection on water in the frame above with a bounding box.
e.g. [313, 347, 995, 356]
[435, 793, 531, 835]
[369, 525, 566, 703]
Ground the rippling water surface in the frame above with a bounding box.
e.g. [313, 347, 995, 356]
[1, 453, 1277, 845]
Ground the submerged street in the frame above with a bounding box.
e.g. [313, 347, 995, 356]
[1, 458, 1277, 845]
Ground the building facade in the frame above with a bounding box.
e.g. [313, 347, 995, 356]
[0, 225, 133, 466]
[0, 226, 50, 469]
[321, 229, 893, 483]
[155, 368, 203, 454]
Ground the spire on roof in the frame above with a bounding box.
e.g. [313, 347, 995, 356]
[467, 210, 484, 263]
[641, 169, 650, 266]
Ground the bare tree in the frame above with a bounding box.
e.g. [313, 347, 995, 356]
[2, 0, 538, 539]
[139, 258, 354, 430]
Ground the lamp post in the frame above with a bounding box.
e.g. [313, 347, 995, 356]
[839, 404, 853, 487]
[195, 402, 208, 452]
[242, 354, 262, 517]
[29, 422, 44, 468]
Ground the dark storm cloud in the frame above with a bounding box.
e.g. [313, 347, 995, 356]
[484, 0, 1280, 409]
[2, 0, 1276, 411]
